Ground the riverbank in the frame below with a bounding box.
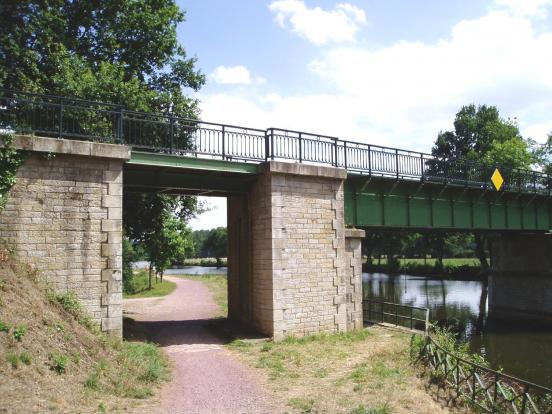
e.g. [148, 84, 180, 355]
[363, 257, 485, 280]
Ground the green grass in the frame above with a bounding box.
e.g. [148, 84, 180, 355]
[173, 274, 228, 316]
[366, 257, 479, 266]
[123, 271, 177, 299]
[84, 341, 169, 399]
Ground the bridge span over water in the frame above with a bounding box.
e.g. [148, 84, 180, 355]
[0, 90, 551, 338]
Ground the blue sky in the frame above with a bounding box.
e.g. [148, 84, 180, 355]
[180, 0, 552, 229]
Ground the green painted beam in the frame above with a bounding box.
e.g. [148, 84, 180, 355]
[128, 151, 259, 174]
[345, 175, 552, 232]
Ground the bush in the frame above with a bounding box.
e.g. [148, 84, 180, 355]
[13, 324, 27, 342]
[50, 353, 68, 374]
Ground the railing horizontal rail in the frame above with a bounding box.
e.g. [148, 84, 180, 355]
[1, 89, 550, 195]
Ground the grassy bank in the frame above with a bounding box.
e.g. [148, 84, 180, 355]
[229, 327, 456, 414]
[174, 274, 227, 317]
[0, 256, 169, 413]
[186, 274, 458, 413]
[124, 270, 177, 299]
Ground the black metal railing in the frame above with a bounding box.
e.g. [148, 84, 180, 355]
[363, 298, 430, 333]
[418, 335, 552, 413]
[363, 299, 552, 413]
[1, 89, 550, 195]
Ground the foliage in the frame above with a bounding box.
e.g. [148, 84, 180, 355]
[49, 352, 68, 374]
[0, 132, 26, 211]
[0, 0, 205, 118]
[12, 324, 27, 342]
[0, 320, 9, 332]
[123, 270, 176, 298]
[52, 291, 99, 333]
[85, 342, 169, 399]
[350, 404, 391, 414]
[533, 133, 552, 175]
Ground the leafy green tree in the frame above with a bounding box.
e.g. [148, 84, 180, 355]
[202, 227, 227, 267]
[432, 104, 535, 269]
[0, 0, 205, 117]
[148, 215, 193, 284]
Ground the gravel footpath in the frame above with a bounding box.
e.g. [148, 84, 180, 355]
[124, 276, 274, 414]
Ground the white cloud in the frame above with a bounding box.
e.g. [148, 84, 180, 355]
[211, 65, 253, 85]
[494, 0, 552, 18]
[201, 9, 552, 155]
[269, 0, 366, 45]
[188, 197, 227, 230]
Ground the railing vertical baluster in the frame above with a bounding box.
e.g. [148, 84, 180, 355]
[492, 373, 499, 413]
[420, 153, 425, 182]
[333, 138, 338, 166]
[520, 386, 528, 414]
[410, 307, 413, 329]
[368, 145, 372, 176]
[221, 125, 226, 160]
[298, 132, 302, 163]
[117, 108, 124, 144]
[58, 100, 63, 139]
[271, 129, 275, 160]
[395, 149, 399, 179]
[169, 116, 174, 154]
[344, 142, 348, 169]
[472, 366, 476, 404]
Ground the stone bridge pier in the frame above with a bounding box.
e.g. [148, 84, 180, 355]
[227, 162, 365, 340]
[490, 233, 552, 323]
[0, 136, 129, 337]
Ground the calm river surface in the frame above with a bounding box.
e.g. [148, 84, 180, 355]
[363, 273, 552, 388]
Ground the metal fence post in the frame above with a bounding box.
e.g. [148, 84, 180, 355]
[368, 145, 372, 176]
[420, 153, 425, 181]
[298, 132, 302, 163]
[333, 138, 338, 167]
[117, 108, 124, 144]
[169, 116, 174, 154]
[271, 129, 275, 160]
[344, 141, 348, 169]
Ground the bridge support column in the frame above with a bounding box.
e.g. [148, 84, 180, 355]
[0, 136, 130, 337]
[489, 233, 552, 323]
[231, 161, 363, 340]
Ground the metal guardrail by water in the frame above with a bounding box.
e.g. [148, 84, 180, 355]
[419, 336, 552, 414]
[362, 298, 430, 333]
[364, 298, 552, 413]
[1, 89, 550, 195]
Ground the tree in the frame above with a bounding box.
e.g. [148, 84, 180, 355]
[202, 227, 227, 267]
[432, 104, 535, 269]
[147, 215, 193, 284]
[0, 0, 205, 117]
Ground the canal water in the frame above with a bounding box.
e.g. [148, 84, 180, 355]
[363, 272, 552, 388]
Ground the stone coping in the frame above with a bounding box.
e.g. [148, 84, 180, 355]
[260, 160, 347, 179]
[345, 228, 366, 238]
[2, 135, 131, 160]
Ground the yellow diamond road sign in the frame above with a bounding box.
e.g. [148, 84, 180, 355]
[491, 168, 504, 191]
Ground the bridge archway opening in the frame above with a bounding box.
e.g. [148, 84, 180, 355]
[122, 157, 260, 339]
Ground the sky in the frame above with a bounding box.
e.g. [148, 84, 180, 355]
[179, 0, 552, 230]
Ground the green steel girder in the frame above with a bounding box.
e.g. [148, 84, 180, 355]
[344, 175, 552, 232]
[128, 151, 259, 174]
[124, 152, 258, 195]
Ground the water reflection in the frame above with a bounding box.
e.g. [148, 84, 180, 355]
[363, 273, 552, 388]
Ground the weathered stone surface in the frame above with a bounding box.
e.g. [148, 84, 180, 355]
[0, 152, 124, 337]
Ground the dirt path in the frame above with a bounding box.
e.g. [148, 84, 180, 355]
[124, 276, 273, 414]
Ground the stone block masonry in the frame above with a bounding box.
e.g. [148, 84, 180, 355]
[0, 136, 130, 337]
[246, 161, 364, 340]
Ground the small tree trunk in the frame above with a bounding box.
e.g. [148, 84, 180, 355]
[160, 271, 164, 283]
[474, 233, 489, 270]
[148, 263, 153, 290]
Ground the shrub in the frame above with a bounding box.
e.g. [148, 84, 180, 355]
[13, 324, 27, 342]
[50, 353, 68, 374]
[0, 320, 9, 332]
